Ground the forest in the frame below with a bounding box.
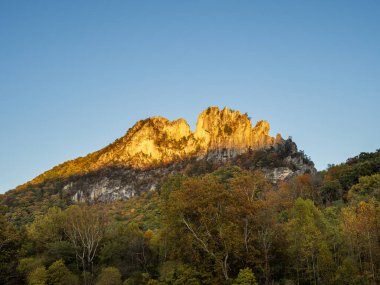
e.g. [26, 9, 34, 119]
[1, 149, 380, 285]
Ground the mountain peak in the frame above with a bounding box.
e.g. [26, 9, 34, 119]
[5, 107, 317, 210]
[18, 107, 282, 188]
[103, 106, 281, 168]
[195, 106, 279, 151]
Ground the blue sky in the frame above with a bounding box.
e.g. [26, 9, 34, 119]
[1, 1, 379, 193]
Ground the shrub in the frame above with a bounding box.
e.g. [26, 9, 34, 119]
[233, 268, 258, 285]
[47, 259, 78, 285]
[96, 267, 122, 285]
[27, 266, 47, 285]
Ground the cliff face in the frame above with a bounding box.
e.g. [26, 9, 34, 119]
[94, 116, 197, 169]
[195, 107, 277, 150]
[92, 106, 281, 169]
[19, 107, 283, 189]
[2, 106, 315, 209]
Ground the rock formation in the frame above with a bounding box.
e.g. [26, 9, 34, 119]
[91, 106, 282, 170]
[12, 106, 316, 204]
[195, 107, 276, 150]
[23, 106, 282, 189]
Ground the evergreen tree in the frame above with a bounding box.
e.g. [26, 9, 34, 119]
[233, 268, 258, 285]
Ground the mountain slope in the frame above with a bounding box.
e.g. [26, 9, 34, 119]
[21, 107, 281, 187]
[1, 107, 314, 225]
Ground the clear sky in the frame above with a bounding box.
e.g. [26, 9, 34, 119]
[1, 1, 379, 193]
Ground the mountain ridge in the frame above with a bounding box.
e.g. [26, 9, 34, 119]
[17, 106, 282, 190]
[1, 106, 316, 225]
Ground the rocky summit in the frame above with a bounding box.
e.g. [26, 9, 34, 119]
[91, 106, 282, 169]
[7, 107, 314, 204]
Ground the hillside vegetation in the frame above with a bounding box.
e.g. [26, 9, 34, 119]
[1, 149, 380, 284]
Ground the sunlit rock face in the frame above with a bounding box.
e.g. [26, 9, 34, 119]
[93, 106, 282, 169]
[195, 107, 280, 152]
[3, 106, 318, 207]
[195, 107, 254, 151]
[64, 107, 286, 202]
[94, 116, 198, 169]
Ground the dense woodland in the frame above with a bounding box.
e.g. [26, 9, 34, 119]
[1, 149, 380, 285]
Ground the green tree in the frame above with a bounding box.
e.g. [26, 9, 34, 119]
[317, 243, 335, 285]
[0, 214, 21, 284]
[96, 267, 122, 285]
[348, 174, 380, 204]
[18, 257, 45, 282]
[160, 174, 185, 201]
[162, 174, 247, 281]
[64, 205, 107, 284]
[27, 207, 65, 251]
[233, 268, 258, 285]
[47, 259, 78, 285]
[286, 198, 333, 285]
[320, 180, 343, 205]
[159, 261, 202, 285]
[44, 240, 76, 266]
[334, 258, 362, 285]
[27, 266, 47, 285]
[100, 223, 152, 276]
[123, 273, 149, 285]
[341, 201, 380, 283]
[162, 169, 276, 282]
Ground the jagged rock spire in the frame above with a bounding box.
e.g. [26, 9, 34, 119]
[95, 106, 282, 168]
[23, 107, 282, 187]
